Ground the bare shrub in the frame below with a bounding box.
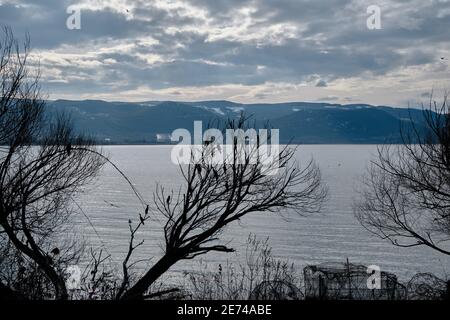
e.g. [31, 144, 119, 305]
[184, 234, 303, 300]
[407, 273, 448, 300]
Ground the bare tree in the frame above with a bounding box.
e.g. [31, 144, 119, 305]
[119, 117, 326, 299]
[355, 93, 450, 256]
[0, 27, 105, 299]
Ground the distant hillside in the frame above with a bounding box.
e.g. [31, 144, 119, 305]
[46, 99, 426, 144]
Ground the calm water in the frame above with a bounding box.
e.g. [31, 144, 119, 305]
[75, 145, 450, 281]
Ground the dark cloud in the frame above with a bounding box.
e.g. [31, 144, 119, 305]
[0, 0, 448, 101]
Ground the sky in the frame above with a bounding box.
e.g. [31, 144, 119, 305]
[0, 0, 449, 106]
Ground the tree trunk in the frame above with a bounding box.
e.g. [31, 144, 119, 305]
[120, 253, 178, 300]
[1, 223, 68, 300]
[0, 282, 25, 300]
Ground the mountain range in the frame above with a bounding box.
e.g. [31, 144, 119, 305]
[46, 99, 426, 144]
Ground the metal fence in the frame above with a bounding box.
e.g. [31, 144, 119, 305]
[303, 262, 402, 300]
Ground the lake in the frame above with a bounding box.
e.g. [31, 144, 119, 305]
[75, 145, 450, 282]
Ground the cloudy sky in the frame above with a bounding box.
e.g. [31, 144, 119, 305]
[0, 0, 449, 105]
